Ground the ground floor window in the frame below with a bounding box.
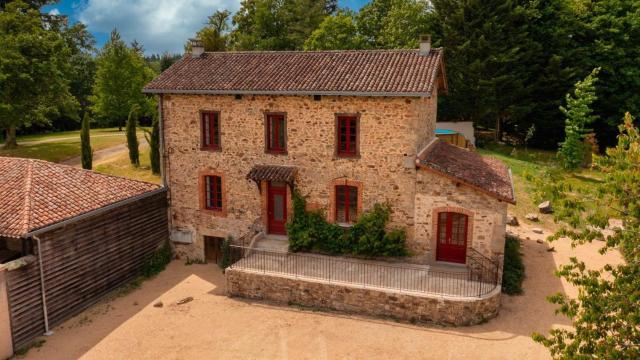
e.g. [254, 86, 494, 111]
[204, 236, 224, 264]
[335, 185, 358, 223]
[204, 175, 223, 211]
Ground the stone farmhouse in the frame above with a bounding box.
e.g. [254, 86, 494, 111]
[143, 38, 515, 272]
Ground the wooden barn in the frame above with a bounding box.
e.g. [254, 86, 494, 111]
[0, 157, 168, 356]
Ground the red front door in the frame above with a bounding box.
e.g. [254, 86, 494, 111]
[436, 212, 468, 264]
[267, 182, 287, 235]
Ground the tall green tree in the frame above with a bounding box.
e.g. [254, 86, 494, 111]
[570, 0, 640, 148]
[558, 68, 600, 170]
[429, 0, 578, 146]
[126, 105, 140, 167]
[146, 113, 160, 175]
[356, 0, 431, 49]
[159, 52, 181, 72]
[230, 0, 335, 50]
[90, 29, 155, 130]
[304, 10, 365, 50]
[80, 112, 92, 170]
[190, 10, 231, 52]
[0, 0, 55, 9]
[0, 0, 76, 148]
[533, 112, 640, 359]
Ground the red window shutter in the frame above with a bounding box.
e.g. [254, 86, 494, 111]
[266, 114, 286, 153]
[337, 116, 358, 157]
[336, 185, 358, 223]
[201, 112, 220, 150]
[204, 175, 223, 210]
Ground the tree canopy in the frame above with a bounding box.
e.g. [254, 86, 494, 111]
[0, 0, 76, 147]
[90, 29, 155, 129]
[532, 112, 640, 358]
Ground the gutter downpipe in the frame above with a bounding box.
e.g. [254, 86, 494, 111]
[32, 236, 53, 336]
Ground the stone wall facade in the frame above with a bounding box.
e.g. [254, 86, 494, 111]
[226, 268, 501, 326]
[162, 93, 438, 259]
[414, 169, 508, 266]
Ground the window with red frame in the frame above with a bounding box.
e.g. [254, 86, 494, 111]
[335, 185, 358, 223]
[204, 175, 223, 211]
[336, 115, 358, 156]
[201, 111, 220, 150]
[266, 114, 286, 153]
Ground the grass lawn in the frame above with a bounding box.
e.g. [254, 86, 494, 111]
[479, 142, 603, 231]
[95, 147, 161, 184]
[3, 127, 123, 143]
[0, 129, 148, 163]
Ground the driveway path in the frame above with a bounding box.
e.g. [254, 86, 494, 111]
[17, 133, 125, 146]
[61, 138, 148, 167]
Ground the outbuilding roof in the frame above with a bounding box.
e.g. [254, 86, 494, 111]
[0, 157, 161, 238]
[418, 140, 516, 204]
[143, 48, 446, 97]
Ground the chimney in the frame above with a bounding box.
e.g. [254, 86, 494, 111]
[419, 35, 431, 56]
[190, 38, 204, 57]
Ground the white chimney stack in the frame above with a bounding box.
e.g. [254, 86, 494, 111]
[419, 35, 431, 56]
[190, 38, 204, 57]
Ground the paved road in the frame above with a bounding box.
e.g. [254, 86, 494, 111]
[15, 133, 126, 146]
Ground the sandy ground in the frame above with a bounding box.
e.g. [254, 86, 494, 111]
[21, 224, 622, 360]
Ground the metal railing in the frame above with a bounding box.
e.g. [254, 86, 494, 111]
[228, 246, 499, 298]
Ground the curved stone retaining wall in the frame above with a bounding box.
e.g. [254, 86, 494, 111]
[226, 269, 501, 326]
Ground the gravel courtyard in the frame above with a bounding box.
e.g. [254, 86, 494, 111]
[21, 224, 621, 360]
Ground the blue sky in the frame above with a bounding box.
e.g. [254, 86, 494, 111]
[42, 0, 370, 55]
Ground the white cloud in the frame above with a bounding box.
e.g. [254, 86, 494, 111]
[78, 0, 241, 54]
[48, 8, 61, 15]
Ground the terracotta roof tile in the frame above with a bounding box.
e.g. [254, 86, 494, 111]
[247, 165, 297, 183]
[418, 140, 515, 204]
[0, 157, 161, 238]
[144, 49, 445, 97]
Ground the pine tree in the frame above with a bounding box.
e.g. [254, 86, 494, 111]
[80, 112, 92, 170]
[126, 105, 140, 167]
[558, 68, 600, 170]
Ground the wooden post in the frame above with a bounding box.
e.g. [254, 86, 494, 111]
[0, 266, 14, 358]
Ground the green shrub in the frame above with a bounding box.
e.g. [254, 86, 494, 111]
[502, 235, 525, 295]
[287, 191, 407, 257]
[141, 241, 172, 278]
[220, 236, 233, 271]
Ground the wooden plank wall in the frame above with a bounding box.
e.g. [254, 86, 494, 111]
[6, 190, 168, 349]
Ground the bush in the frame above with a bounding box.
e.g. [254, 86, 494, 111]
[502, 235, 525, 295]
[141, 241, 172, 278]
[220, 236, 233, 271]
[287, 191, 407, 257]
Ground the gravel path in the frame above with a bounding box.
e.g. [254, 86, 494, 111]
[61, 138, 148, 167]
[22, 224, 622, 360]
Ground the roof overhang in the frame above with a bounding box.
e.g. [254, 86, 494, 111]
[246, 165, 297, 186]
[142, 88, 433, 98]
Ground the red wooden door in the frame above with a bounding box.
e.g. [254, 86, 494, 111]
[267, 182, 287, 235]
[436, 212, 468, 264]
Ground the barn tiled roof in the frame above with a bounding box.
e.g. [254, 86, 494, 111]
[247, 165, 297, 184]
[143, 49, 446, 97]
[0, 157, 161, 238]
[418, 140, 516, 204]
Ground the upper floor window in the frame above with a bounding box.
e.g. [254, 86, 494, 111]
[335, 185, 358, 223]
[204, 175, 223, 211]
[201, 111, 220, 150]
[336, 115, 359, 157]
[266, 113, 286, 153]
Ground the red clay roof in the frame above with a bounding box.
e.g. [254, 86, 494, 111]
[0, 157, 161, 238]
[144, 49, 446, 97]
[418, 140, 515, 204]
